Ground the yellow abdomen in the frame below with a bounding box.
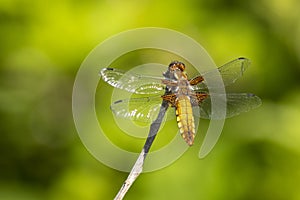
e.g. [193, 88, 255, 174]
[175, 96, 195, 146]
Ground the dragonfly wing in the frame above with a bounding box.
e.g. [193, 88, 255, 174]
[100, 68, 166, 94]
[192, 57, 250, 90]
[111, 95, 175, 123]
[196, 93, 262, 119]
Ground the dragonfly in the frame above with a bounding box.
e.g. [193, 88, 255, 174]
[100, 57, 261, 146]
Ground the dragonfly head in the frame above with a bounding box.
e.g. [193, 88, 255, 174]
[165, 61, 187, 80]
[168, 61, 186, 72]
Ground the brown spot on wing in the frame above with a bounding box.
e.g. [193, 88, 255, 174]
[190, 92, 209, 106]
[161, 94, 177, 107]
[189, 76, 204, 85]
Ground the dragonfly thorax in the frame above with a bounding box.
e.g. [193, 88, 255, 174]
[171, 79, 193, 96]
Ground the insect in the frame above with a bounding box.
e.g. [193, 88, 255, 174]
[100, 58, 261, 146]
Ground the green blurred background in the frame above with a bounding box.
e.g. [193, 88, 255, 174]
[1, 0, 300, 199]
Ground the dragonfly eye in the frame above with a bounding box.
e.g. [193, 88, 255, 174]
[178, 63, 185, 71]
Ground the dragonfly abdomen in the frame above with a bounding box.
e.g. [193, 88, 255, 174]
[175, 96, 195, 146]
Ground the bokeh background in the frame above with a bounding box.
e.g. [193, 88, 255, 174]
[1, 0, 300, 199]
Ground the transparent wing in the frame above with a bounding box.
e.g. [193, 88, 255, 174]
[196, 93, 262, 119]
[192, 57, 250, 90]
[100, 68, 168, 94]
[110, 95, 175, 123]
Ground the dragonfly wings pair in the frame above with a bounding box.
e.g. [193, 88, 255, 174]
[100, 58, 261, 145]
